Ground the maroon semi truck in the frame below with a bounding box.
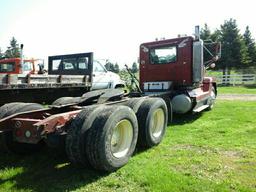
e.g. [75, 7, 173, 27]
[0, 27, 220, 172]
[140, 32, 220, 114]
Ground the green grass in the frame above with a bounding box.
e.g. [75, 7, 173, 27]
[218, 86, 256, 94]
[0, 100, 256, 192]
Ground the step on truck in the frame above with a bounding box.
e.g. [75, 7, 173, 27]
[0, 26, 221, 172]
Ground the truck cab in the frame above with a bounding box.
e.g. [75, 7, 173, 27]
[139, 29, 221, 114]
[140, 36, 195, 89]
[0, 58, 41, 75]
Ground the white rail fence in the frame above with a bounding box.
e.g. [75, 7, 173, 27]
[213, 74, 256, 85]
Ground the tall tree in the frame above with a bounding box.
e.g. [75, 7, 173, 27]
[200, 24, 221, 64]
[200, 23, 211, 40]
[131, 62, 138, 73]
[114, 63, 120, 73]
[5, 37, 21, 58]
[104, 60, 115, 72]
[243, 26, 256, 67]
[211, 29, 221, 42]
[218, 19, 250, 75]
[201, 24, 214, 63]
[0, 48, 3, 59]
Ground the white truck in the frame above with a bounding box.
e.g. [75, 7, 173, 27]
[92, 60, 124, 90]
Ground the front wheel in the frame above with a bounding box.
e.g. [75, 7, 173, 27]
[207, 87, 216, 110]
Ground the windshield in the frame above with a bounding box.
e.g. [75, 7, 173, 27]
[51, 57, 89, 71]
[150, 46, 177, 64]
[93, 60, 107, 72]
[0, 62, 15, 72]
[22, 61, 33, 72]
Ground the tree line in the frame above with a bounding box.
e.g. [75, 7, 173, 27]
[0, 37, 21, 59]
[3, 19, 255, 76]
[201, 18, 256, 75]
[104, 61, 138, 73]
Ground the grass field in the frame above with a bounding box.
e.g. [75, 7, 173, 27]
[0, 88, 256, 192]
[218, 86, 256, 94]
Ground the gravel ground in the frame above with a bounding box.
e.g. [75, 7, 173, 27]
[218, 94, 256, 101]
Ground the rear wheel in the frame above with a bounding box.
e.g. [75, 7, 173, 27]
[122, 97, 146, 113]
[69, 105, 138, 172]
[0, 102, 24, 119]
[0, 102, 23, 119]
[0, 103, 45, 154]
[52, 97, 80, 106]
[136, 98, 167, 148]
[65, 105, 101, 166]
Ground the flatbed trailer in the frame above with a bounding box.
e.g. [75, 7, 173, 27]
[0, 73, 90, 105]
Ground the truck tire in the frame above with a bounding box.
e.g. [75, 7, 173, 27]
[0, 103, 44, 154]
[136, 98, 167, 148]
[0, 102, 23, 119]
[85, 105, 138, 171]
[207, 87, 216, 110]
[52, 97, 75, 106]
[161, 96, 173, 124]
[65, 105, 101, 166]
[0, 102, 24, 152]
[122, 97, 146, 113]
[1, 103, 43, 119]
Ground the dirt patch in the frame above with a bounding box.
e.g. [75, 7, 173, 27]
[218, 94, 256, 101]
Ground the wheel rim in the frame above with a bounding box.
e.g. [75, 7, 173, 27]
[211, 90, 216, 99]
[150, 108, 165, 139]
[209, 90, 216, 107]
[111, 119, 133, 158]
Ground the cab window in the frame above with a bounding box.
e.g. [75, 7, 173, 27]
[150, 46, 177, 64]
[52, 59, 61, 70]
[51, 57, 89, 71]
[78, 57, 88, 69]
[93, 61, 106, 72]
[63, 58, 76, 70]
[23, 61, 33, 71]
[0, 62, 15, 72]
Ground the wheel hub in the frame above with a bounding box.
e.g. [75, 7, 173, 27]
[110, 119, 133, 158]
[150, 108, 165, 139]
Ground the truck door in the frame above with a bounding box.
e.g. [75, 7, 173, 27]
[22, 61, 34, 74]
[92, 61, 110, 90]
[140, 37, 193, 89]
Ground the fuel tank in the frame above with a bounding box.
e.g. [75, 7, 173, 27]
[171, 94, 192, 114]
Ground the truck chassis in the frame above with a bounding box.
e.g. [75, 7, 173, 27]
[0, 89, 168, 172]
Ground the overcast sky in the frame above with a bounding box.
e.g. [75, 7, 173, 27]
[0, 0, 255, 67]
